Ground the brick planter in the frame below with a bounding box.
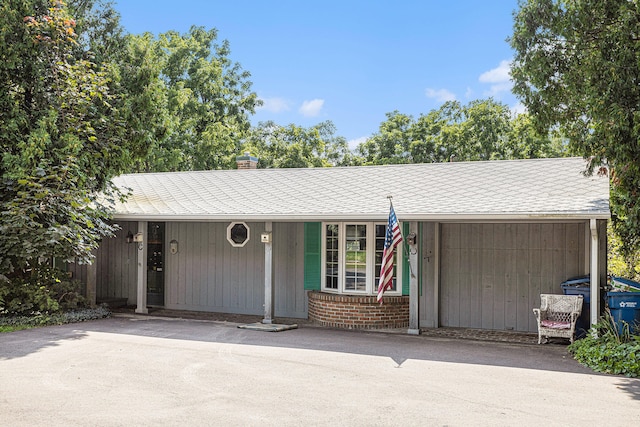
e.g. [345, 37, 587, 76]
[308, 291, 409, 329]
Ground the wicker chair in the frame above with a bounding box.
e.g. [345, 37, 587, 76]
[533, 294, 584, 344]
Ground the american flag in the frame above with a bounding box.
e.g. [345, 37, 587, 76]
[377, 203, 403, 303]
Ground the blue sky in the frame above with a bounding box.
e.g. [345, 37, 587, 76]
[115, 0, 521, 147]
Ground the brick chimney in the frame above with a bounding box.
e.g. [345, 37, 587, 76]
[236, 152, 258, 169]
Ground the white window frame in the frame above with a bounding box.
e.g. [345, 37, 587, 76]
[227, 222, 250, 247]
[321, 222, 403, 296]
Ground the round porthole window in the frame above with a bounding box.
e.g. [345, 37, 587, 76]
[227, 222, 250, 247]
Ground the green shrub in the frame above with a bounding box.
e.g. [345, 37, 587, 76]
[0, 305, 111, 330]
[0, 266, 86, 316]
[608, 222, 640, 282]
[569, 311, 640, 377]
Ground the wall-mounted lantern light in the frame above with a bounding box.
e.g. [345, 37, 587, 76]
[406, 232, 417, 246]
[126, 231, 134, 244]
[170, 239, 179, 254]
[130, 232, 144, 250]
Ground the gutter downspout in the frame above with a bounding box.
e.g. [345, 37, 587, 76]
[590, 219, 599, 328]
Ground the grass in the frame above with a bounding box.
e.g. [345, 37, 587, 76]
[0, 324, 33, 333]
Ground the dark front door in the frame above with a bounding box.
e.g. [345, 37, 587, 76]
[147, 222, 165, 306]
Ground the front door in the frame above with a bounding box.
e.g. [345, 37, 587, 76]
[147, 222, 165, 306]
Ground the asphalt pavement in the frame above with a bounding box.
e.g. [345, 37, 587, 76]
[1, 314, 639, 426]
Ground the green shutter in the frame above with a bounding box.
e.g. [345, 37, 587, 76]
[402, 222, 410, 295]
[304, 222, 322, 291]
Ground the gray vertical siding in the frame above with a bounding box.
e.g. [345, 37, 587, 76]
[161, 221, 307, 318]
[426, 222, 594, 333]
[66, 261, 87, 292]
[92, 218, 604, 330]
[164, 222, 264, 314]
[419, 222, 437, 327]
[273, 222, 307, 318]
[94, 222, 139, 304]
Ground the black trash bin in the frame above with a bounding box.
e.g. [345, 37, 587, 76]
[561, 276, 591, 338]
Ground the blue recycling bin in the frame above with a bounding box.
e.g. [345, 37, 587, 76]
[607, 292, 640, 335]
[561, 281, 591, 337]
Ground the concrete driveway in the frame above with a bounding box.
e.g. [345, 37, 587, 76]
[1, 315, 639, 426]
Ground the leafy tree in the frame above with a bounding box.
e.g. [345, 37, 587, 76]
[408, 104, 459, 163]
[64, 1, 167, 167]
[66, 0, 126, 62]
[358, 99, 562, 165]
[243, 121, 354, 168]
[130, 27, 261, 172]
[607, 222, 640, 282]
[112, 32, 169, 166]
[507, 113, 570, 159]
[357, 111, 414, 165]
[412, 99, 512, 162]
[454, 99, 512, 160]
[0, 0, 140, 279]
[510, 0, 640, 253]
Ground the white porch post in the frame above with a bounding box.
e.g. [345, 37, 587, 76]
[135, 221, 148, 314]
[408, 221, 420, 335]
[433, 222, 440, 328]
[589, 219, 599, 327]
[263, 221, 274, 324]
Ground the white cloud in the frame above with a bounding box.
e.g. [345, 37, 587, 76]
[425, 88, 456, 102]
[299, 99, 325, 117]
[510, 102, 527, 115]
[465, 87, 474, 99]
[347, 136, 368, 150]
[479, 60, 512, 84]
[479, 60, 513, 98]
[484, 82, 513, 98]
[257, 97, 291, 113]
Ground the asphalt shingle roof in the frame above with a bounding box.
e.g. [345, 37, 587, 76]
[111, 157, 610, 221]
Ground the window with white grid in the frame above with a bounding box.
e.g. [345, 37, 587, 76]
[321, 222, 402, 295]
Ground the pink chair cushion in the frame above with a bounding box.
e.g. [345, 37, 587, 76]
[541, 320, 570, 329]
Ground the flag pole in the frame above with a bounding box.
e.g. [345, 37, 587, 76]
[386, 196, 416, 279]
[377, 196, 405, 303]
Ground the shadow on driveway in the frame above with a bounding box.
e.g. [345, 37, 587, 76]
[0, 326, 87, 360]
[95, 315, 640, 403]
[0, 314, 589, 374]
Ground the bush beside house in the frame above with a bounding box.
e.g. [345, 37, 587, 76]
[0, 267, 110, 332]
[569, 313, 640, 378]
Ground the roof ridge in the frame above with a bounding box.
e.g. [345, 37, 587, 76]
[116, 157, 586, 179]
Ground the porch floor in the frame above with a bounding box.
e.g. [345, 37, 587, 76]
[111, 307, 550, 345]
[420, 327, 539, 345]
